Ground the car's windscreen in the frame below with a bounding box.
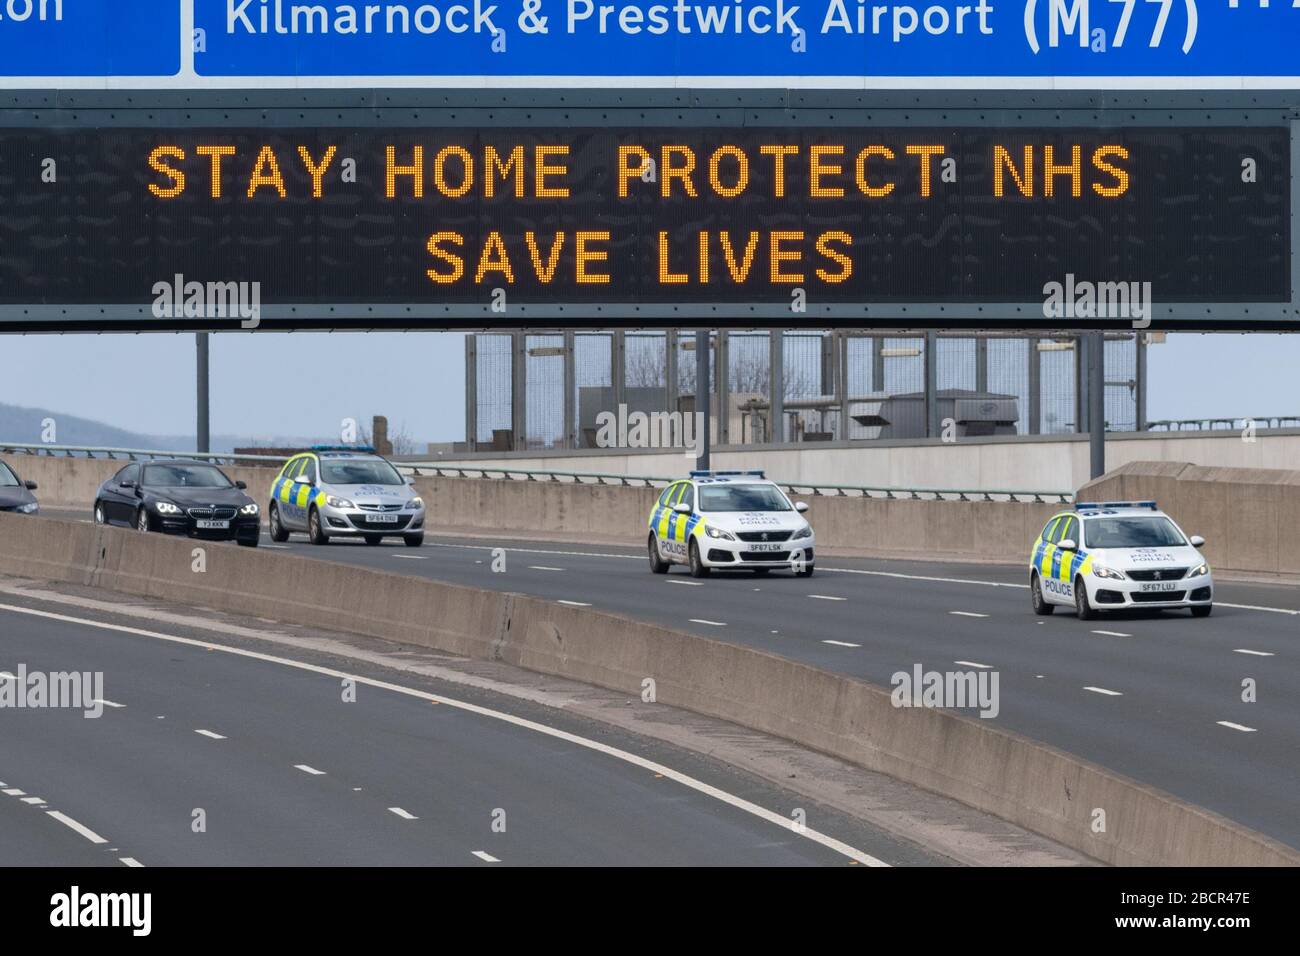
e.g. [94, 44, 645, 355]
[1083, 516, 1186, 549]
[142, 464, 233, 489]
[320, 459, 404, 485]
[0, 463, 18, 488]
[697, 484, 791, 513]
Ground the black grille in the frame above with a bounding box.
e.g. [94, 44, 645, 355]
[736, 530, 792, 543]
[1126, 568, 1187, 582]
[739, 551, 791, 562]
[187, 507, 237, 520]
[706, 549, 736, 562]
[350, 515, 411, 531]
[1131, 590, 1186, 603]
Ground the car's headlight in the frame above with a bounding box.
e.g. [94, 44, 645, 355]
[1092, 564, 1126, 581]
[17, 502, 38, 514]
[705, 526, 735, 541]
[155, 502, 182, 515]
[326, 496, 355, 509]
[408, 497, 424, 510]
[792, 526, 812, 540]
[1189, 562, 1209, 578]
[240, 503, 260, 516]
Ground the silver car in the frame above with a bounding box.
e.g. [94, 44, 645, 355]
[267, 447, 425, 547]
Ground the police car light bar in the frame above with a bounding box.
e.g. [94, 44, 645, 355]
[689, 470, 766, 479]
[1075, 500, 1158, 511]
[310, 445, 376, 453]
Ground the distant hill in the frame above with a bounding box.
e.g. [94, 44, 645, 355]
[0, 402, 327, 454]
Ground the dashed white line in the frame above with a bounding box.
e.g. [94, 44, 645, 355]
[92, 698, 125, 709]
[1083, 686, 1124, 697]
[1219, 602, 1300, 616]
[263, 545, 291, 550]
[954, 661, 993, 670]
[119, 857, 144, 868]
[21, 796, 46, 805]
[472, 850, 501, 863]
[1217, 721, 1257, 733]
[822, 640, 861, 648]
[808, 594, 847, 602]
[47, 810, 108, 845]
[557, 600, 591, 607]
[949, 611, 989, 618]
[689, 618, 727, 627]
[194, 729, 226, 740]
[1233, 649, 1275, 657]
[528, 566, 565, 572]
[389, 554, 427, 561]
[294, 764, 326, 776]
[387, 807, 418, 820]
[2, 788, 24, 796]
[1091, 630, 1131, 638]
[668, 579, 703, 586]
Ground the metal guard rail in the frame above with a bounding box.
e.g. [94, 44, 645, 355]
[0, 443, 1072, 503]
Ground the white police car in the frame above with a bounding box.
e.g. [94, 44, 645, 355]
[646, 470, 815, 577]
[268, 446, 425, 547]
[1029, 501, 1213, 619]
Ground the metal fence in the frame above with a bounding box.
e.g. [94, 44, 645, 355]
[465, 331, 1146, 452]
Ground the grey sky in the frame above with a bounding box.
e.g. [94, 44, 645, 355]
[0, 332, 1295, 442]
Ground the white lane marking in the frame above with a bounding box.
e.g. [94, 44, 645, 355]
[528, 566, 565, 572]
[119, 857, 144, 868]
[668, 579, 703, 586]
[472, 850, 501, 863]
[1216, 721, 1257, 733]
[294, 764, 326, 776]
[1219, 602, 1300, 616]
[427, 541, 639, 561]
[808, 594, 847, 602]
[0, 601, 886, 867]
[388, 807, 418, 820]
[954, 661, 993, 670]
[389, 554, 427, 561]
[689, 619, 727, 627]
[21, 796, 46, 804]
[557, 600, 591, 607]
[949, 611, 989, 618]
[1091, 630, 1131, 638]
[1083, 686, 1123, 697]
[822, 640, 860, 648]
[92, 698, 125, 709]
[0, 671, 13, 681]
[1233, 649, 1275, 657]
[47, 810, 108, 845]
[822, 567, 1028, 589]
[195, 729, 226, 740]
[263, 545, 291, 550]
[2, 789, 24, 796]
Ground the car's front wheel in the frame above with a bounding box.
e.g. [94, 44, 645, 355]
[1031, 572, 1054, 615]
[648, 533, 669, 574]
[1074, 576, 1097, 620]
[364, 535, 383, 547]
[1191, 604, 1213, 618]
[307, 507, 329, 546]
[403, 534, 424, 548]
[237, 537, 259, 548]
[136, 508, 151, 533]
[688, 539, 710, 578]
[268, 503, 290, 542]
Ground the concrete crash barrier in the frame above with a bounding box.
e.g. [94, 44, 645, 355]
[1, 512, 1296, 866]
[1079, 461, 1300, 578]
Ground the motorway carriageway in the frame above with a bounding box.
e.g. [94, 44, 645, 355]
[34, 512, 1300, 851]
[0, 597, 945, 867]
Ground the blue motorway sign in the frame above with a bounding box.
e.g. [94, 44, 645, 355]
[192, 0, 1299, 82]
[0, 0, 179, 77]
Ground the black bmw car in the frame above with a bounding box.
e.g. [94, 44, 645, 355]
[94, 459, 260, 547]
[0, 460, 39, 515]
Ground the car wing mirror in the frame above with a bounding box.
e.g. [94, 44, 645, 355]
[1058, 538, 1078, 551]
[795, 501, 809, 513]
[1190, 534, 1205, 548]
[24, 480, 37, 491]
[235, 480, 247, 490]
[673, 502, 692, 514]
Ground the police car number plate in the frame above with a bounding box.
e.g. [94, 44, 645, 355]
[1138, 582, 1178, 592]
[196, 520, 229, 530]
[367, 513, 400, 523]
[747, 543, 784, 552]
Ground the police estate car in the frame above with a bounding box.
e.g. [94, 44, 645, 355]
[647, 470, 814, 577]
[268, 446, 425, 547]
[1029, 501, 1212, 619]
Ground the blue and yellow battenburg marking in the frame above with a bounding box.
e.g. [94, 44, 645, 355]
[1031, 534, 1094, 582]
[648, 504, 704, 543]
[272, 475, 327, 510]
